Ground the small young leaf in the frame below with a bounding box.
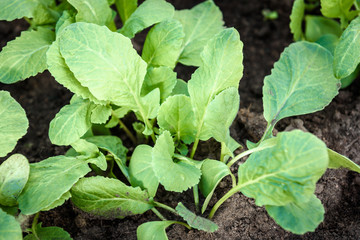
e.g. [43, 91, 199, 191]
[55, 11, 75, 35]
[141, 67, 177, 103]
[24, 223, 72, 240]
[265, 195, 324, 234]
[152, 131, 201, 192]
[328, 148, 360, 173]
[0, 208, 21, 240]
[49, 97, 93, 146]
[85, 136, 128, 163]
[289, 0, 305, 41]
[305, 15, 342, 42]
[0, 0, 38, 21]
[91, 105, 112, 124]
[0, 27, 55, 84]
[18, 156, 91, 215]
[68, 0, 112, 26]
[70, 176, 152, 218]
[176, 202, 218, 232]
[129, 145, 159, 197]
[71, 139, 107, 171]
[119, 0, 175, 38]
[171, 79, 189, 96]
[142, 19, 185, 68]
[115, 0, 137, 24]
[199, 160, 230, 213]
[0, 91, 28, 157]
[137, 221, 177, 240]
[263, 41, 340, 125]
[334, 16, 360, 79]
[41, 191, 71, 211]
[320, 0, 354, 19]
[238, 131, 328, 206]
[175, 0, 224, 66]
[0, 154, 29, 206]
[157, 95, 196, 144]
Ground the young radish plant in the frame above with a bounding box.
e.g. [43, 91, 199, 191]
[1, 0, 360, 239]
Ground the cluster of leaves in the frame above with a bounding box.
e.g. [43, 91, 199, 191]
[1, 0, 360, 239]
[290, 0, 360, 88]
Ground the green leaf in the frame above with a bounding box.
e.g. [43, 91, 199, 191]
[91, 105, 112, 124]
[320, 0, 354, 19]
[334, 16, 360, 79]
[49, 97, 93, 146]
[305, 15, 342, 42]
[0, 0, 38, 21]
[175, 0, 224, 66]
[32, 3, 59, 26]
[18, 156, 91, 215]
[55, 11, 75, 35]
[157, 95, 196, 144]
[24, 223, 72, 240]
[70, 176, 152, 218]
[0, 154, 29, 206]
[119, 0, 174, 38]
[71, 139, 107, 171]
[137, 221, 176, 240]
[129, 145, 159, 197]
[47, 39, 105, 105]
[115, 0, 137, 24]
[265, 195, 324, 234]
[141, 66, 177, 103]
[0, 91, 28, 157]
[142, 19, 184, 68]
[152, 131, 201, 192]
[237, 131, 328, 206]
[0, 208, 22, 240]
[41, 191, 71, 211]
[0, 27, 54, 84]
[315, 34, 339, 54]
[176, 202, 218, 232]
[328, 148, 360, 173]
[290, 0, 305, 41]
[85, 136, 128, 163]
[188, 28, 243, 141]
[199, 160, 230, 213]
[171, 79, 189, 96]
[68, 0, 112, 26]
[263, 41, 340, 125]
[59, 23, 158, 133]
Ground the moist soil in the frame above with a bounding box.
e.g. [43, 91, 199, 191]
[1, 0, 360, 239]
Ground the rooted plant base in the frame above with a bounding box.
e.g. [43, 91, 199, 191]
[1, 0, 359, 239]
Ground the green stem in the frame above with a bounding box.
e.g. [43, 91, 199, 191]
[229, 172, 237, 188]
[220, 142, 226, 162]
[209, 187, 238, 219]
[153, 202, 177, 214]
[193, 185, 200, 213]
[108, 160, 117, 179]
[151, 208, 167, 221]
[190, 138, 200, 159]
[31, 212, 40, 240]
[174, 221, 192, 230]
[118, 119, 137, 145]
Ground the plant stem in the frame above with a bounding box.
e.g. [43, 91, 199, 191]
[153, 202, 177, 214]
[190, 138, 200, 159]
[118, 119, 137, 145]
[208, 187, 238, 219]
[151, 208, 167, 221]
[220, 142, 226, 162]
[174, 221, 192, 230]
[31, 212, 40, 240]
[229, 172, 237, 187]
[193, 185, 200, 213]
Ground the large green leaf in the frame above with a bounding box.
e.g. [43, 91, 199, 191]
[129, 145, 159, 197]
[157, 95, 196, 144]
[320, 0, 354, 19]
[137, 221, 176, 240]
[174, 0, 224, 66]
[115, 0, 137, 24]
[0, 208, 21, 240]
[176, 202, 218, 232]
[70, 176, 152, 218]
[24, 223, 72, 240]
[59, 22, 159, 133]
[49, 97, 93, 146]
[68, 0, 112, 26]
[142, 19, 184, 68]
[0, 27, 54, 84]
[152, 131, 201, 192]
[237, 131, 328, 206]
[305, 15, 342, 42]
[119, 0, 174, 38]
[0, 0, 39, 21]
[265, 195, 324, 234]
[0, 91, 28, 157]
[328, 148, 360, 173]
[91, 105, 112, 124]
[289, 0, 305, 41]
[263, 41, 340, 125]
[41, 191, 71, 211]
[188, 28, 243, 141]
[334, 16, 360, 79]
[18, 156, 91, 215]
[0, 154, 29, 206]
[199, 160, 230, 213]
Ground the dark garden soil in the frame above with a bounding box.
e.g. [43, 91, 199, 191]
[1, 0, 360, 239]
